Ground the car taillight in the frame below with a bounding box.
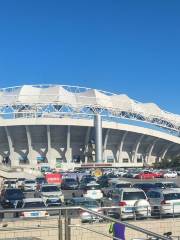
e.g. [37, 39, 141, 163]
[20, 212, 24, 217]
[119, 201, 127, 206]
[161, 200, 166, 205]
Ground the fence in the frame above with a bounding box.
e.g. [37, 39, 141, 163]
[0, 206, 176, 240]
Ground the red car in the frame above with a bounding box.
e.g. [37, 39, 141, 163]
[152, 171, 164, 178]
[135, 171, 156, 179]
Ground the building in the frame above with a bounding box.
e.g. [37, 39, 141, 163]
[0, 84, 179, 170]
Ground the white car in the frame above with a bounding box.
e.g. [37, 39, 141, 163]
[83, 182, 103, 200]
[104, 188, 151, 219]
[3, 179, 17, 188]
[163, 171, 177, 178]
[23, 180, 37, 191]
[147, 189, 180, 216]
[35, 184, 64, 203]
[17, 198, 49, 218]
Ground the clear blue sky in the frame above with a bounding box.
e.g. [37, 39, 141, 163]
[0, 0, 179, 113]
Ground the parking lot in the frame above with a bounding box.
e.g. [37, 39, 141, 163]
[1, 170, 180, 222]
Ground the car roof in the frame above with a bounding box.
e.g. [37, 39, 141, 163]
[41, 184, 58, 187]
[121, 187, 144, 192]
[86, 182, 99, 186]
[149, 188, 180, 193]
[23, 198, 44, 203]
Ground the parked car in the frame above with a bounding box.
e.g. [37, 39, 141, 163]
[3, 179, 17, 189]
[61, 178, 79, 190]
[104, 181, 132, 197]
[163, 171, 177, 178]
[36, 177, 47, 188]
[103, 188, 151, 220]
[23, 180, 37, 191]
[16, 178, 26, 189]
[1, 188, 24, 208]
[82, 182, 103, 200]
[17, 198, 49, 218]
[154, 182, 179, 189]
[135, 171, 156, 179]
[35, 184, 64, 203]
[66, 197, 103, 223]
[147, 189, 180, 216]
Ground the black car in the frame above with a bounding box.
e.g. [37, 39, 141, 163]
[1, 188, 24, 208]
[61, 178, 79, 190]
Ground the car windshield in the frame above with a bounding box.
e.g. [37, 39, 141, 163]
[116, 183, 131, 188]
[86, 185, 100, 190]
[36, 178, 46, 183]
[4, 181, 16, 184]
[24, 202, 46, 208]
[65, 179, 77, 183]
[164, 193, 180, 200]
[123, 192, 146, 200]
[25, 181, 35, 184]
[134, 183, 154, 188]
[164, 183, 179, 188]
[84, 200, 99, 208]
[5, 189, 24, 200]
[42, 186, 59, 192]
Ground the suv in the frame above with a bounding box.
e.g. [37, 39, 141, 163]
[1, 188, 24, 208]
[147, 189, 180, 216]
[35, 184, 64, 203]
[103, 188, 151, 219]
[61, 178, 79, 190]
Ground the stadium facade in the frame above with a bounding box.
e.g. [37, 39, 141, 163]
[0, 84, 179, 170]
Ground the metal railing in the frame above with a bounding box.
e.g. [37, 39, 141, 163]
[0, 206, 175, 240]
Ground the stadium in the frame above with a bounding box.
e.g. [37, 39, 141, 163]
[0, 84, 179, 170]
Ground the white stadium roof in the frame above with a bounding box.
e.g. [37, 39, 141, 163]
[0, 84, 179, 133]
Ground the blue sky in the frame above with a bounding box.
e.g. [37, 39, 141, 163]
[0, 0, 180, 113]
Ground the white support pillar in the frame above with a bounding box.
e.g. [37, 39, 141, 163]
[103, 129, 110, 162]
[25, 126, 35, 167]
[146, 138, 158, 163]
[65, 126, 72, 163]
[5, 127, 17, 166]
[118, 131, 128, 163]
[132, 135, 144, 163]
[47, 125, 53, 167]
[84, 127, 91, 163]
[160, 143, 174, 160]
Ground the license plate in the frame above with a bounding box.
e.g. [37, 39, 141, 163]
[31, 212, 39, 217]
[92, 191, 97, 195]
[50, 199, 58, 202]
[125, 207, 133, 212]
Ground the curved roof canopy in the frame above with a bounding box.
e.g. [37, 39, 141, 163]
[0, 84, 179, 132]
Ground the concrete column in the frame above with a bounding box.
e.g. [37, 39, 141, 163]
[118, 131, 128, 163]
[65, 126, 72, 163]
[47, 125, 54, 167]
[103, 129, 110, 162]
[84, 127, 91, 163]
[146, 138, 158, 163]
[132, 135, 144, 163]
[94, 114, 103, 163]
[160, 143, 174, 160]
[25, 126, 35, 167]
[5, 127, 17, 166]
